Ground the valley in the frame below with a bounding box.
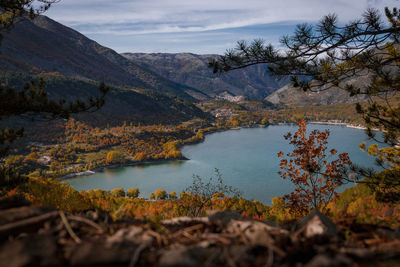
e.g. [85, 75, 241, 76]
[0, 14, 373, 182]
[1, 3, 399, 266]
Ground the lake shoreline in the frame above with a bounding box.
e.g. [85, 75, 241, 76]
[58, 157, 189, 180]
[57, 125, 265, 180]
[309, 120, 363, 128]
[63, 124, 376, 204]
[58, 121, 368, 181]
[308, 121, 382, 132]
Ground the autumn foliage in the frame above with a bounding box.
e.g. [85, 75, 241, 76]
[278, 120, 352, 216]
[105, 151, 125, 165]
[12, 175, 399, 226]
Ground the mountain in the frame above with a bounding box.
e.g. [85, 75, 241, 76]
[122, 53, 290, 99]
[5, 14, 365, 109]
[0, 15, 207, 102]
[265, 84, 352, 106]
[0, 15, 292, 102]
[265, 76, 370, 106]
[0, 16, 210, 126]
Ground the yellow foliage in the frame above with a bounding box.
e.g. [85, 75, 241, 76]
[20, 178, 91, 212]
[169, 191, 177, 200]
[153, 189, 168, 200]
[27, 152, 39, 160]
[231, 120, 240, 127]
[270, 196, 295, 222]
[111, 188, 125, 198]
[196, 131, 204, 140]
[166, 150, 182, 159]
[162, 141, 177, 151]
[105, 151, 126, 164]
[127, 188, 140, 198]
[367, 144, 378, 157]
[134, 152, 147, 161]
[261, 117, 268, 125]
[212, 192, 225, 199]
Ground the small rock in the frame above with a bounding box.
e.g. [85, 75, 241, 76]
[306, 253, 352, 267]
[0, 234, 60, 267]
[297, 209, 338, 238]
[68, 242, 133, 266]
[159, 247, 212, 267]
[162, 216, 209, 225]
[227, 220, 274, 247]
[107, 226, 147, 245]
[86, 210, 99, 221]
[208, 210, 240, 227]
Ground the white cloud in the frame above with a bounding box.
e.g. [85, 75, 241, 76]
[47, 0, 398, 29]
[43, 0, 399, 53]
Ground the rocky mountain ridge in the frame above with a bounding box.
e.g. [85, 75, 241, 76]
[122, 52, 290, 100]
[265, 73, 371, 106]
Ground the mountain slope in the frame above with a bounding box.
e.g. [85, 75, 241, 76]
[122, 53, 290, 99]
[0, 72, 208, 127]
[265, 76, 370, 106]
[0, 15, 207, 102]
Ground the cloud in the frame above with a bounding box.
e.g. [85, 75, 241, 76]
[47, 0, 397, 27]
[44, 0, 399, 53]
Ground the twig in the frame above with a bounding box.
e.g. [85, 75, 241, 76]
[182, 231, 197, 241]
[67, 215, 104, 234]
[129, 243, 148, 267]
[0, 211, 58, 235]
[146, 230, 162, 245]
[222, 248, 237, 267]
[265, 247, 274, 267]
[59, 211, 81, 244]
[171, 223, 204, 238]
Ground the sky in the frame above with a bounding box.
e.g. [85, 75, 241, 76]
[45, 0, 399, 54]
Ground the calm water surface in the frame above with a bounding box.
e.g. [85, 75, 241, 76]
[65, 125, 380, 204]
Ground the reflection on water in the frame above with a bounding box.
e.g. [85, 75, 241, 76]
[65, 125, 381, 204]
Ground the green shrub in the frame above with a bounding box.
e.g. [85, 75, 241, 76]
[21, 178, 91, 212]
[106, 151, 126, 164]
[111, 188, 125, 198]
[169, 191, 177, 200]
[212, 192, 225, 199]
[87, 189, 109, 199]
[154, 189, 168, 200]
[127, 188, 140, 198]
[335, 184, 372, 211]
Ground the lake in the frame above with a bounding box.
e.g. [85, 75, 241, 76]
[65, 124, 380, 204]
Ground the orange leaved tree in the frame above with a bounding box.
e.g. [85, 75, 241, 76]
[278, 120, 352, 216]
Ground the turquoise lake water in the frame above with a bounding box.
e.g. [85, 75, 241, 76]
[65, 124, 380, 204]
